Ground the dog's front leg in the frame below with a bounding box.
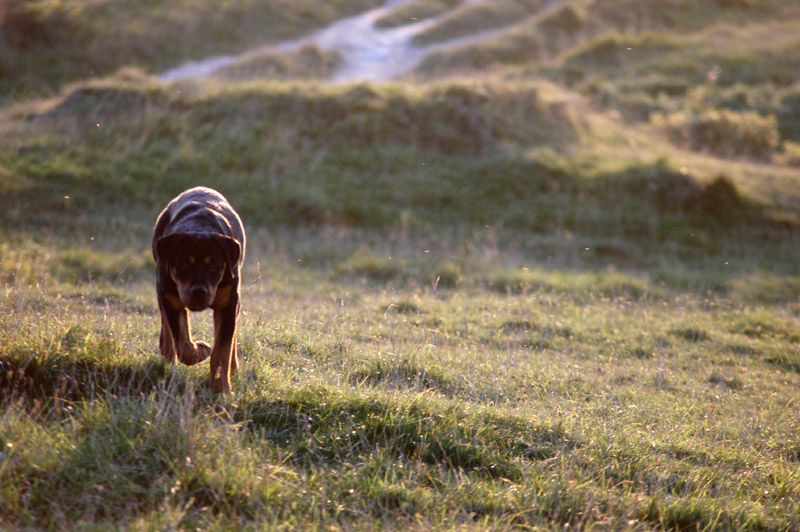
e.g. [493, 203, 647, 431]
[161, 293, 211, 365]
[210, 297, 239, 393]
[158, 298, 178, 363]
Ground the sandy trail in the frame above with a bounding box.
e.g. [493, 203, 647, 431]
[159, 0, 494, 84]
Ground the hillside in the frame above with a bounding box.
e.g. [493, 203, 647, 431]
[1, 1, 800, 531]
[0, 0, 383, 100]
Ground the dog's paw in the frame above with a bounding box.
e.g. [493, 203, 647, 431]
[195, 341, 212, 362]
[178, 341, 211, 365]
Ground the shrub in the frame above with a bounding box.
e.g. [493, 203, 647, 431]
[653, 172, 750, 226]
[653, 108, 780, 160]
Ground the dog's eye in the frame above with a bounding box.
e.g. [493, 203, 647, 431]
[208, 262, 219, 273]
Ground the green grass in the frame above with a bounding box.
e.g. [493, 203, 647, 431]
[2, 239, 800, 530]
[2, 0, 800, 529]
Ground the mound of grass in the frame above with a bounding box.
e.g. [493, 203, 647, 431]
[653, 109, 780, 161]
[38, 77, 572, 153]
[2, 78, 577, 226]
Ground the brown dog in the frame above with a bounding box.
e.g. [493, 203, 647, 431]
[152, 187, 246, 393]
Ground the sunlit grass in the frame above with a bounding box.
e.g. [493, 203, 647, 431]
[2, 228, 799, 529]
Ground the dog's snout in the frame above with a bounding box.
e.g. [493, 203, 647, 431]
[191, 285, 209, 298]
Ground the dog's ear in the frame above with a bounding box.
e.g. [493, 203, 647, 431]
[214, 235, 242, 274]
[155, 233, 193, 265]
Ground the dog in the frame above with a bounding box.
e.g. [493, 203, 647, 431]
[152, 187, 246, 393]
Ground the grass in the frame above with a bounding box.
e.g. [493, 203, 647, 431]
[2, 241, 800, 530]
[414, 0, 800, 130]
[409, 0, 547, 46]
[2, 0, 800, 529]
[212, 45, 342, 82]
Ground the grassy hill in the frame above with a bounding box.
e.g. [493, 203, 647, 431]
[0, 0, 382, 101]
[2, 0, 800, 530]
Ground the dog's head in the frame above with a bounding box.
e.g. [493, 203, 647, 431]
[156, 233, 241, 311]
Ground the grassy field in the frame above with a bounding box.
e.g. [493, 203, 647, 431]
[2, 0, 800, 530]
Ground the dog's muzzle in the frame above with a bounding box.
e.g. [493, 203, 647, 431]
[185, 285, 212, 311]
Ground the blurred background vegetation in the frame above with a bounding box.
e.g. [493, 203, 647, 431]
[2, 0, 800, 279]
[0, 0, 799, 322]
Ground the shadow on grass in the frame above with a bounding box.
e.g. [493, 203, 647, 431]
[237, 389, 575, 481]
[350, 357, 462, 397]
[0, 326, 189, 408]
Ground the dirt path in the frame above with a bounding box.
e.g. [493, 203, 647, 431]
[159, 0, 487, 84]
[309, 1, 438, 83]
